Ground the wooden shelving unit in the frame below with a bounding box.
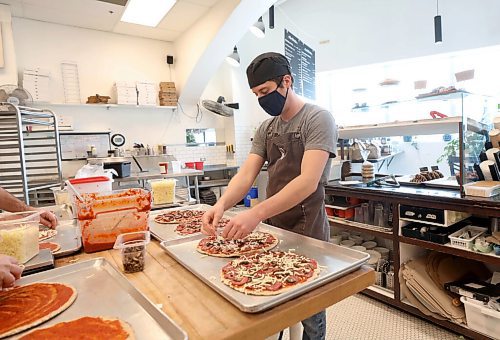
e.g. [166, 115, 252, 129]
[325, 183, 500, 339]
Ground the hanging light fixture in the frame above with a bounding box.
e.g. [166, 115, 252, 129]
[434, 0, 442, 44]
[269, 6, 275, 29]
[250, 17, 265, 38]
[225, 46, 240, 67]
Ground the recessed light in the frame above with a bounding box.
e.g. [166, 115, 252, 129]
[121, 0, 176, 27]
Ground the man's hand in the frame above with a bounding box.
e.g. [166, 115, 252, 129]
[222, 209, 261, 240]
[39, 210, 58, 229]
[201, 204, 225, 236]
[0, 255, 23, 290]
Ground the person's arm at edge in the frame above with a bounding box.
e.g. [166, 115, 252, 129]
[223, 149, 329, 239]
[0, 187, 58, 228]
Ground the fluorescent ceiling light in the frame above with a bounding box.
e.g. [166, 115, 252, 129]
[121, 0, 176, 27]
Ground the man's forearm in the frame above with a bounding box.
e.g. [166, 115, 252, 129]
[0, 188, 29, 212]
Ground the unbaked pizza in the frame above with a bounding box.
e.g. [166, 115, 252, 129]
[221, 251, 320, 296]
[197, 231, 278, 257]
[39, 242, 61, 253]
[175, 217, 230, 236]
[0, 282, 77, 338]
[153, 209, 205, 224]
[19, 316, 134, 340]
[39, 226, 57, 242]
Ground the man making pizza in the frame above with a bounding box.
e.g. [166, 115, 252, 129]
[202, 52, 337, 340]
[0, 187, 57, 228]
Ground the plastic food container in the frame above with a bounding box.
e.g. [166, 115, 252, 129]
[50, 187, 70, 206]
[0, 211, 40, 263]
[448, 225, 487, 250]
[76, 188, 151, 253]
[149, 179, 176, 205]
[67, 176, 113, 217]
[114, 231, 150, 273]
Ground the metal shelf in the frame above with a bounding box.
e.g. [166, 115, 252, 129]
[0, 103, 62, 205]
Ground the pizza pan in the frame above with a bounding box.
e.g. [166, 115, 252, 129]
[49, 220, 82, 258]
[149, 204, 228, 242]
[160, 223, 369, 313]
[12, 258, 187, 340]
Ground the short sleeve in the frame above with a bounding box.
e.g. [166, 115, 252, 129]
[250, 122, 268, 159]
[303, 110, 338, 157]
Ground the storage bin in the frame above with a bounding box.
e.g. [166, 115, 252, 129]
[149, 179, 176, 205]
[67, 176, 113, 217]
[448, 225, 487, 250]
[461, 297, 500, 340]
[75, 188, 151, 253]
[114, 231, 150, 273]
[0, 211, 40, 263]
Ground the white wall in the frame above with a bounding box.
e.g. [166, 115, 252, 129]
[0, 5, 18, 85]
[280, 0, 500, 71]
[11, 18, 232, 147]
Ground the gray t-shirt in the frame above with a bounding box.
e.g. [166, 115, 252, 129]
[250, 103, 338, 184]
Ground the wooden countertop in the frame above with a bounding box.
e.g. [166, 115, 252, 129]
[56, 241, 374, 340]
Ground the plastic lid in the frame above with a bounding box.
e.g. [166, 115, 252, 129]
[69, 176, 110, 184]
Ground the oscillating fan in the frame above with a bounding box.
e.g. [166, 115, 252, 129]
[0, 85, 33, 106]
[201, 96, 239, 117]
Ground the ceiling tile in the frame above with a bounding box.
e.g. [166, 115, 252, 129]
[157, 1, 208, 32]
[21, 0, 124, 31]
[1, 0, 24, 17]
[113, 21, 180, 41]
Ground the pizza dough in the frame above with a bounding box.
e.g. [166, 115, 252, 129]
[0, 282, 77, 338]
[221, 251, 320, 296]
[153, 210, 205, 224]
[39, 226, 57, 242]
[197, 231, 278, 257]
[39, 242, 61, 253]
[19, 316, 134, 340]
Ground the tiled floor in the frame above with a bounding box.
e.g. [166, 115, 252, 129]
[271, 294, 462, 340]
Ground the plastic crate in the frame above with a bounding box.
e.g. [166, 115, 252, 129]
[461, 297, 500, 340]
[448, 225, 487, 250]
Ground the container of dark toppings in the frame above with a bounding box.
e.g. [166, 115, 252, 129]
[113, 231, 150, 273]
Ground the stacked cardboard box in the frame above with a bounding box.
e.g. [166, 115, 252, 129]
[159, 82, 177, 106]
[137, 81, 157, 106]
[114, 81, 137, 105]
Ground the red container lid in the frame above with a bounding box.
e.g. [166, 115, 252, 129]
[69, 176, 110, 184]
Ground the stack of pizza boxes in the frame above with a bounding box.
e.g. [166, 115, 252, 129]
[159, 82, 177, 106]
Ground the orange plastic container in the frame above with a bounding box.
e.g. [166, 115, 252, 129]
[75, 188, 151, 253]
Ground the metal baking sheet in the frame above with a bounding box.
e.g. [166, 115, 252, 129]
[12, 258, 187, 340]
[160, 223, 369, 313]
[23, 249, 54, 275]
[424, 176, 460, 190]
[149, 204, 222, 242]
[43, 220, 82, 258]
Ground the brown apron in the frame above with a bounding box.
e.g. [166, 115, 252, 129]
[264, 113, 330, 242]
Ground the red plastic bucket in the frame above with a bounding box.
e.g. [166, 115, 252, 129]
[185, 162, 195, 169]
[194, 161, 204, 170]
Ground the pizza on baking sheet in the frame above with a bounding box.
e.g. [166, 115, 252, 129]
[220, 251, 320, 296]
[197, 231, 278, 257]
[19, 316, 134, 340]
[39, 242, 61, 253]
[153, 209, 205, 224]
[0, 282, 77, 338]
[175, 217, 230, 236]
[38, 226, 57, 242]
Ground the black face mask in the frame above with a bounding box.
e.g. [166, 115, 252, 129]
[258, 82, 289, 117]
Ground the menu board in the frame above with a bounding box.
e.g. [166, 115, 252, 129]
[284, 29, 316, 100]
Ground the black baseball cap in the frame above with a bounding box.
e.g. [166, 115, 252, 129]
[246, 52, 291, 88]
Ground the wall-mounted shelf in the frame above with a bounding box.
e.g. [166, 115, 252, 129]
[32, 103, 177, 110]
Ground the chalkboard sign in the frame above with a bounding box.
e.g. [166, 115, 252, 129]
[284, 29, 316, 100]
